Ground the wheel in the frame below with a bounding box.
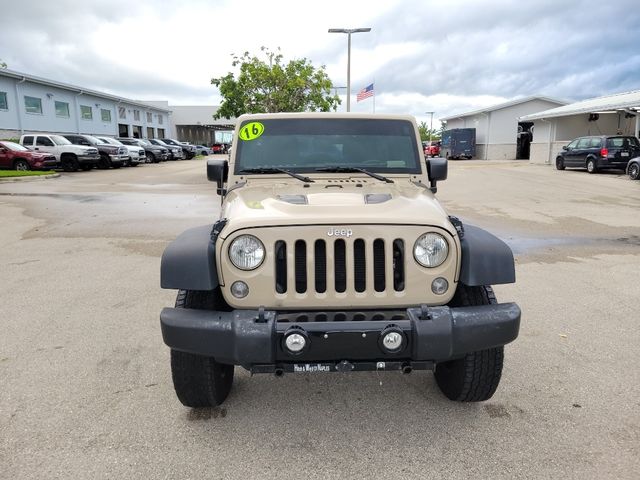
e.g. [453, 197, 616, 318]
[628, 162, 640, 180]
[61, 154, 79, 172]
[586, 158, 597, 174]
[98, 154, 111, 169]
[555, 157, 565, 170]
[129, 161, 138, 167]
[146, 152, 158, 163]
[434, 285, 504, 402]
[14, 159, 30, 171]
[170, 289, 234, 407]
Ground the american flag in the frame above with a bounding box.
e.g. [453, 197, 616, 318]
[356, 83, 374, 102]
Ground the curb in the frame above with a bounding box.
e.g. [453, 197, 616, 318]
[0, 173, 61, 183]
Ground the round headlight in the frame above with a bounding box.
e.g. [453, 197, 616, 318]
[229, 235, 265, 270]
[414, 233, 449, 267]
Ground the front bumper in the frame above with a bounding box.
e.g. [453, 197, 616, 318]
[109, 154, 129, 165]
[161, 303, 520, 371]
[78, 154, 100, 165]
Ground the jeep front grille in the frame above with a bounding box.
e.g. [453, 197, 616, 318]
[274, 238, 405, 295]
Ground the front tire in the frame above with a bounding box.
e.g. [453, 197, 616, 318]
[434, 285, 504, 402]
[14, 159, 30, 171]
[555, 157, 565, 170]
[170, 290, 234, 407]
[628, 162, 640, 180]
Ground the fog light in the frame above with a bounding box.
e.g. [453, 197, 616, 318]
[380, 329, 404, 353]
[230, 281, 249, 298]
[431, 277, 449, 295]
[284, 333, 307, 353]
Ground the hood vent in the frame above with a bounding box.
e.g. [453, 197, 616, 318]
[364, 193, 392, 204]
[277, 194, 308, 205]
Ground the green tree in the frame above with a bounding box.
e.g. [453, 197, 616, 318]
[418, 121, 441, 142]
[211, 47, 340, 119]
[0, 59, 6, 69]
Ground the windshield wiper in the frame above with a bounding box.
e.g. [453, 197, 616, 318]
[315, 167, 394, 183]
[238, 168, 314, 183]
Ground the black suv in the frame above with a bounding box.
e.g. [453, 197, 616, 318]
[556, 135, 640, 174]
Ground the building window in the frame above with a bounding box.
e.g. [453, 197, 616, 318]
[55, 101, 70, 118]
[147, 127, 154, 138]
[146, 112, 153, 123]
[80, 105, 93, 120]
[101, 109, 112, 122]
[134, 109, 140, 121]
[158, 128, 165, 138]
[118, 106, 126, 119]
[158, 114, 163, 125]
[0, 92, 7, 110]
[24, 96, 42, 114]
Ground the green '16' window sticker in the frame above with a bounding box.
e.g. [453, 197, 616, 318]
[239, 122, 264, 141]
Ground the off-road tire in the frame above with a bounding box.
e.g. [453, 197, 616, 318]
[555, 157, 565, 170]
[170, 289, 234, 407]
[61, 153, 79, 172]
[586, 158, 597, 174]
[628, 162, 640, 180]
[98, 154, 111, 169]
[434, 285, 504, 402]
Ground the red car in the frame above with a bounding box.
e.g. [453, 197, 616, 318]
[0, 140, 58, 170]
[423, 141, 441, 158]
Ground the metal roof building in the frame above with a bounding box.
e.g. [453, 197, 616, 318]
[520, 90, 640, 164]
[0, 68, 173, 140]
[440, 96, 567, 160]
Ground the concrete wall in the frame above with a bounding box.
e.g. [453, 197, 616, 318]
[0, 75, 172, 138]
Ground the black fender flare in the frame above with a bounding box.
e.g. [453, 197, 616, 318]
[161, 224, 220, 291]
[459, 224, 515, 286]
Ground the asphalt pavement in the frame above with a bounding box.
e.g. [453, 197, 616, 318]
[0, 158, 638, 479]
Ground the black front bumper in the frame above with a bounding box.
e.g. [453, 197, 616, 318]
[161, 303, 521, 371]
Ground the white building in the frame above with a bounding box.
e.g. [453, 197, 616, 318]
[520, 90, 640, 164]
[440, 96, 567, 160]
[0, 68, 173, 140]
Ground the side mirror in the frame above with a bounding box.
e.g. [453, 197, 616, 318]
[562, 145, 568, 151]
[207, 159, 228, 195]
[426, 157, 448, 193]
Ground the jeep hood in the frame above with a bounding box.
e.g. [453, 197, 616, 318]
[219, 180, 455, 238]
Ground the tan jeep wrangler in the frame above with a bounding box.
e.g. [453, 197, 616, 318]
[160, 113, 521, 407]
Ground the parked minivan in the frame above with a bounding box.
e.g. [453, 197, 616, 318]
[555, 135, 640, 173]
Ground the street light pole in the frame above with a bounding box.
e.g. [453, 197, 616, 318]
[425, 111, 434, 143]
[328, 27, 371, 112]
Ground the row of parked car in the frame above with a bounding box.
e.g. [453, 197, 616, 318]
[0, 134, 213, 172]
[554, 135, 640, 180]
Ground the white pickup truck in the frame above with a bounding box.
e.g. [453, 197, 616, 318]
[20, 133, 100, 171]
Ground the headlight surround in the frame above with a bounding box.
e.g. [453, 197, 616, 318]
[414, 232, 449, 268]
[229, 235, 265, 270]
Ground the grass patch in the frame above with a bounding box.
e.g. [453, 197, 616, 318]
[0, 170, 57, 178]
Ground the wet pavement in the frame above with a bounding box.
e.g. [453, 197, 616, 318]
[0, 158, 639, 479]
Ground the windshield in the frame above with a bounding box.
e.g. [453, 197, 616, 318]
[234, 118, 421, 174]
[51, 135, 71, 145]
[1, 141, 30, 152]
[84, 135, 101, 145]
[98, 137, 122, 146]
[139, 139, 152, 146]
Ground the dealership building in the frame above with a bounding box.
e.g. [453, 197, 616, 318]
[0, 68, 174, 140]
[520, 90, 640, 164]
[440, 96, 567, 160]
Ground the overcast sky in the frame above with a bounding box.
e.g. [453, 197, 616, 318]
[1, 0, 639, 125]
